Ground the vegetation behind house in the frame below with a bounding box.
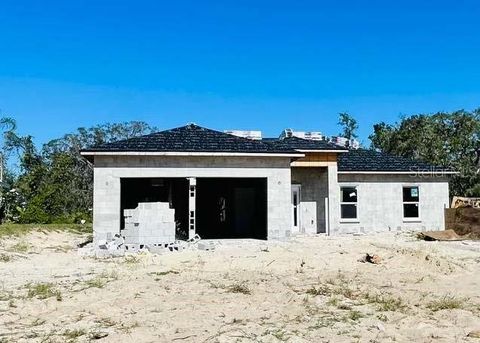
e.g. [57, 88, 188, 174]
[0, 109, 479, 225]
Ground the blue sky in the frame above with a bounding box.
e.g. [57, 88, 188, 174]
[0, 0, 479, 146]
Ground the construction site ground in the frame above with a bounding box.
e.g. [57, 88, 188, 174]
[1, 228, 480, 342]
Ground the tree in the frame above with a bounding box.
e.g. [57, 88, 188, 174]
[0, 120, 158, 224]
[369, 109, 480, 197]
[0, 116, 30, 222]
[338, 112, 359, 140]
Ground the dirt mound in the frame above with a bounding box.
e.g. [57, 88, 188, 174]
[445, 208, 480, 239]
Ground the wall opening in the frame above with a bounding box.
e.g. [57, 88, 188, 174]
[120, 178, 189, 239]
[196, 178, 267, 240]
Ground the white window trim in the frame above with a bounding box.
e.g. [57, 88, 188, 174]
[402, 185, 421, 222]
[340, 185, 359, 222]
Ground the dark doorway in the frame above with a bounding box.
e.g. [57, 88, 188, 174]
[120, 178, 189, 239]
[196, 178, 267, 239]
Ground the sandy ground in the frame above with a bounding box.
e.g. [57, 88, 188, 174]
[0, 231, 480, 343]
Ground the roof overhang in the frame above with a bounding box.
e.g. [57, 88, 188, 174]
[296, 149, 348, 153]
[338, 170, 459, 175]
[80, 151, 305, 158]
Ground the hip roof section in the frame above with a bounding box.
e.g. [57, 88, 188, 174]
[337, 149, 455, 173]
[81, 124, 301, 155]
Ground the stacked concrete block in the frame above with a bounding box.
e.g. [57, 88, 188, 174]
[121, 202, 176, 250]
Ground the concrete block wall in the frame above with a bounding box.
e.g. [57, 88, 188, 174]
[122, 202, 176, 247]
[291, 167, 329, 234]
[332, 174, 450, 234]
[93, 155, 293, 243]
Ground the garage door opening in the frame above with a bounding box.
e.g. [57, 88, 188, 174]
[196, 178, 267, 240]
[120, 178, 189, 239]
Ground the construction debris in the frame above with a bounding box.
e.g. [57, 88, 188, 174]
[358, 253, 382, 264]
[78, 231, 215, 257]
[79, 203, 221, 257]
[451, 196, 480, 209]
[418, 229, 469, 241]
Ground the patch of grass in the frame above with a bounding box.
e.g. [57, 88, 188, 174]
[327, 297, 340, 307]
[346, 310, 364, 322]
[337, 303, 352, 310]
[149, 270, 180, 277]
[0, 291, 14, 301]
[0, 223, 92, 238]
[227, 282, 251, 295]
[427, 295, 465, 311]
[306, 284, 331, 296]
[0, 253, 11, 262]
[26, 282, 62, 301]
[308, 313, 345, 329]
[124, 255, 141, 264]
[84, 277, 106, 289]
[364, 293, 406, 312]
[63, 328, 87, 340]
[9, 241, 29, 253]
[209, 281, 226, 289]
[377, 313, 388, 322]
[83, 271, 118, 290]
[332, 284, 359, 300]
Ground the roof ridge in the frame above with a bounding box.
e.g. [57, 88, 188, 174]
[81, 123, 299, 154]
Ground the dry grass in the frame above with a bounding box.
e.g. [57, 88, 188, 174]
[306, 284, 331, 296]
[63, 328, 87, 340]
[26, 282, 62, 301]
[364, 292, 406, 312]
[9, 241, 29, 253]
[427, 295, 465, 311]
[0, 223, 92, 238]
[83, 271, 118, 289]
[227, 282, 251, 295]
[149, 270, 180, 277]
[0, 253, 11, 262]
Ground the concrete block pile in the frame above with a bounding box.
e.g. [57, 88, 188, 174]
[121, 202, 176, 251]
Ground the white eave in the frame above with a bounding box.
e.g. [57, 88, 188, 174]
[296, 149, 348, 153]
[80, 151, 305, 158]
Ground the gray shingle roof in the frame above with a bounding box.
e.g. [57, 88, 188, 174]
[263, 137, 347, 151]
[82, 124, 299, 154]
[337, 149, 453, 172]
[81, 123, 453, 173]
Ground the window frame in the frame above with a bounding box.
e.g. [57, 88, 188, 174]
[340, 185, 359, 222]
[402, 185, 421, 221]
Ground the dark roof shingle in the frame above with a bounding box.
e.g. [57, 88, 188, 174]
[82, 124, 299, 154]
[337, 149, 453, 172]
[263, 136, 346, 151]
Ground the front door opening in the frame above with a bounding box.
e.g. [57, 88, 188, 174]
[196, 178, 267, 239]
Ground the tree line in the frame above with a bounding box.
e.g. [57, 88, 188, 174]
[0, 109, 479, 224]
[0, 120, 157, 223]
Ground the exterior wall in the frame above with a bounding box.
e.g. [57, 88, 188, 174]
[93, 155, 293, 242]
[332, 174, 450, 234]
[291, 168, 328, 234]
